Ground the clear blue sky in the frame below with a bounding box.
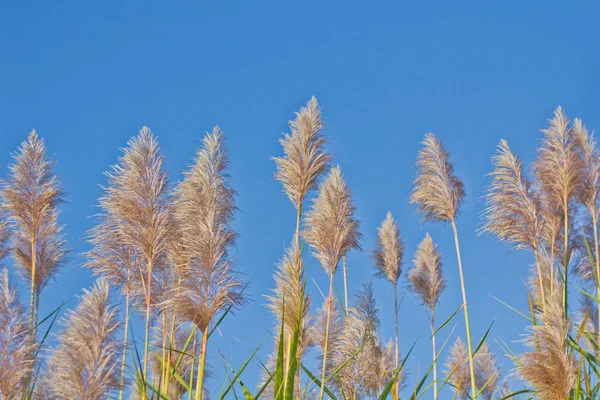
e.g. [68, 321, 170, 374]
[1, 1, 600, 398]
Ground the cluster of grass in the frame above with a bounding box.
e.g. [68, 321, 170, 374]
[1, 99, 600, 400]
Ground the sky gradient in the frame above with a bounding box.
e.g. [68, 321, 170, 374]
[1, 1, 600, 398]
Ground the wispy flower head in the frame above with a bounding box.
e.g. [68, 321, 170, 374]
[482, 140, 545, 252]
[410, 133, 465, 222]
[0, 268, 33, 399]
[518, 289, 576, 400]
[304, 166, 362, 276]
[1, 130, 68, 293]
[169, 127, 245, 332]
[445, 337, 470, 400]
[408, 233, 446, 312]
[533, 107, 582, 214]
[373, 212, 403, 286]
[273, 96, 331, 210]
[475, 343, 500, 400]
[46, 279, 122, 399]
[266, 241, 312, 357]
[574, 118, 600, 210]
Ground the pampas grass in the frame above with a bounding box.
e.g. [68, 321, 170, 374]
[99, 127, 173, 386]
[410, 132, 477, 397]
[518, 289, 577, 400]
[533, 107, 583, 316]
[373, 212, 403, 398]
[482, 139, 548, 311]
[408, 233, 445, 400]
[304, 165, 361, 399]
[168, 127, 245, 399]
[0, 130, 68, 340]
[45, 279, 122, 399]
[0, 268, 34, 399]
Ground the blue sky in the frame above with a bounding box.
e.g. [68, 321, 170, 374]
[1, 1, 600, 398]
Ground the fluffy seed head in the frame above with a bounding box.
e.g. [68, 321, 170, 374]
[533, 107, 582, 214]
[273, 96, 331, 210]
[475, 343, 500, 400]
[266, 241, 312, 358]
[574, 118, 600, 211]
[303, 166, 362, 276]
[169, 127, 245, 332]
[46, 279, 122, 399]
[0, 268, 34, 399]
[482, 140, 545, 252]
[518, 288, 577, 400]
[0, 130, 68, 293]
[373, 212, 403, 286]
[408, 233, 446, 312]
[410, 133, 465, 222]
[445, 337, 470, 400]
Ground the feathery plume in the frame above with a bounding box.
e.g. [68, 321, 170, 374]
[574, 117, 600, 347]
[482, 140, 546, 252]
[266, 241, 313, 358]
[410, 133, 465, 222]
[46, 279, 122, 399]
[331, 283, 386, 399]
[0, 130, 67, 338]
[0, 268, 33, 399]
[533, 107, 583, 316]
[445, 337, 470, 400]
[304, 166, 362, 277]
[273, 96, 331, 213]
[533, 107, 581, 218]
[518, 288, 576, 400]
[100, 126, 173, 381]
[372, 211, 404, 397]
[410, 132, 477, 397]
[474, 343, 499, 400]
[408, 233, 445, 400]
[373, 212, 403, 286]
[304, 165, 361, 399]
[409, 233, 446, 312]
[168, 127, 244, 400]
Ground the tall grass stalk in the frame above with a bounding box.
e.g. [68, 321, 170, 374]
[410, 133, 476, 398]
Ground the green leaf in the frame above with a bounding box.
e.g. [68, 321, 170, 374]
[218, 335, 267, 400]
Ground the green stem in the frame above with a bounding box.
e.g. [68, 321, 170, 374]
[431, 313, 437, 400]
[319, 274, 335, 400]
[119, 291, 130, 400]
[195, 331, 209, 400]
[451, 220, 477, 399]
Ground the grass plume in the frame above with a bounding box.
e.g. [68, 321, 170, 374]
[304, 165, 361, 399]
[410, 132, 476, 398]
[45, 279, 122, 399]
[408, 233, 446, 400]
[0, 130, 67, 341]
[168, 127, 245, 399]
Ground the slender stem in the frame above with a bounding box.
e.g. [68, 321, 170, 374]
[295, 202, 302, 247]
[394, 284, 399, 400]
[188, 329, 198, 400]
[29, 236, 36, 340]
[119, 291, 130, 400]
[319, 273, 335, 400]
[533, 249, 546, 313]
[593, 210, 600, 344]
[160, 311, 168, 390]
[451, 220, 477, 399]
[431, 312, 437, 400]
[563, 204, 569, 319]
[195, 330, 209, 400]
[343, 257, 348, 317]
[550, 231, 556, 296]
[142, 255, 154, 395]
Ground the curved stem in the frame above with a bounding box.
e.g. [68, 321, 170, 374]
[394, 284, 399, 400]
[533, 249, 546, 313]
[451, 220, 477, 399]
